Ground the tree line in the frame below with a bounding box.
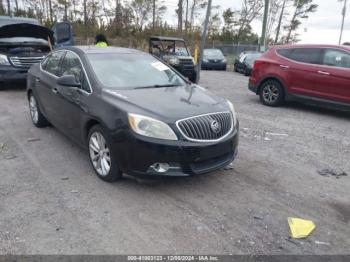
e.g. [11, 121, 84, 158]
[0, 0, 319, 45]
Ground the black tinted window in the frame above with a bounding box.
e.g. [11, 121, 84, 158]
[277, 48, 322, 64]
[60, 52, 90, 92]
[277, 48, 293, 58]
[42, 51, 65, 76]
[323, 49, 350, 68]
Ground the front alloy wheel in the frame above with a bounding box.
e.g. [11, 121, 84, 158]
[28, 93, 49, 127]
[89, 132, 111, 177]
[259, 80, 284, 107]
[88, 125, 122, 182]
[29, 95, 39, 124]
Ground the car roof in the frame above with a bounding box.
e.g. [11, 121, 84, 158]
[59, 46, 146, 55]
[150, 36, 185, 42]
[0, 16, 40, 27]
[272, 44, 350, 51]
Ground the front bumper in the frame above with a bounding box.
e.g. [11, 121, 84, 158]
[0, 65, 28, 83]
[248, 81, 258, 93]
[202, 62, 227, 70]
[173, 65, 197, 80]
[113, 126, 239, 177]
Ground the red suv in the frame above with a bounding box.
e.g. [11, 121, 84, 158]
[249, 44, 350, 109]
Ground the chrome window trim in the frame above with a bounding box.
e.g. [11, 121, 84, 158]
[175, 111, 234, 143]
[40, 49, 93, 95]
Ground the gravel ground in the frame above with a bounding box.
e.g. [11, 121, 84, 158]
[0, 71, 349, 255]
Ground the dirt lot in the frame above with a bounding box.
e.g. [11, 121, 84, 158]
[0, 71, 349, 255]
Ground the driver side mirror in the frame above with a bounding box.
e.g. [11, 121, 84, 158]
[57, 75, 81, 88]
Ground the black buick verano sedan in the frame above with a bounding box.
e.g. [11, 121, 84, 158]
[27, 46, 239, 182]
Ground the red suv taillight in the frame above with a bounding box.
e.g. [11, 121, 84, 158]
[253, 60, 265, 69]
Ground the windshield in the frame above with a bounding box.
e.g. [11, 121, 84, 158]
[204, 49, 224, 58]
[88, 53, 187, 90]
[175, 47, 190, 56]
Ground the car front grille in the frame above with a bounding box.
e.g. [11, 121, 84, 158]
[209, 59, 222, 63]
[179, 58, 194, 66]
[9, 56, 45, 68]
[176, 112, 233, 141]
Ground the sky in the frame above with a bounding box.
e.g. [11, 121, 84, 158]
[163, 0, 350, 44]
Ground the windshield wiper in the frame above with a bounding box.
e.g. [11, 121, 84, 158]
[134, 84, 180, 89]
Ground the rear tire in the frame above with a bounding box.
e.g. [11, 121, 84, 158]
[28, 92, 50, 128]
[88, 125, 122, 182]
[243, 67, 249, 76]
[259, 80, 284, 107]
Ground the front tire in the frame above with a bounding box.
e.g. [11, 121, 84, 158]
[259, 80, 284, 107]
[28, 92, 49, 127]
[88, 125, 122, 182]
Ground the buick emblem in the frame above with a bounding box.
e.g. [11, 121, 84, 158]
[210, 120, 221, 134]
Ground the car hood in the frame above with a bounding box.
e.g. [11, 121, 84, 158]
[0, 23, 54, 43]
[102, 85, 229, 122]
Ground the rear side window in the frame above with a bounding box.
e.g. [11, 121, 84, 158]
[323, 49, 350, 68]
[277, 48, 322, 65]
[42, 51, 65, 76]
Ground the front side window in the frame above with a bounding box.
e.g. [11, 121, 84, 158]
[87, 53, 186, 90]
[323, 49, 350, 68]
[42, 51, 65, 76]
[60, 52, 90, 92]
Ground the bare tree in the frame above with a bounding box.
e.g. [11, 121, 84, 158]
[6, 0, 10, 16]
[285, 0, 318, 43]
[339, 0, 347, 44]
[236, 0, 264, 41]
[130, 0, 152, 31]
[0, 0, 6, 15]
[189, 0, 206, 35]
[274, 0, 288, 43]
[177, 0, 183, 34]
[83, 0, 88, 39]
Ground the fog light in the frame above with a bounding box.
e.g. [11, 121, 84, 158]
[149, 163, 170, 173]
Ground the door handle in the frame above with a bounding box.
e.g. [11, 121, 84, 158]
[280, 65, 289, 69]
[317, 71, 330, 76]
[35, 78, 41, 83]
[52, 87, 58, 94]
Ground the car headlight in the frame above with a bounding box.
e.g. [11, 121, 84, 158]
[0, 54, 10, 65]
[222, 58, 227, 63]
[203, 58, 209, 63]
[168, 57, 180, 65]
[128, 113, 178, 140]
[227, 100, 237, 126]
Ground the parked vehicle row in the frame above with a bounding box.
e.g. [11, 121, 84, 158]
[249, 44, 350, 110]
